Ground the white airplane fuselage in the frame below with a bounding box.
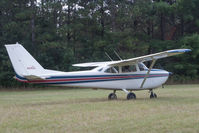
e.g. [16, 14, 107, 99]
[15, 68, 169, 90]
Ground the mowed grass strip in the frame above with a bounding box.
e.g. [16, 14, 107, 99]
[0, 84, 199, 133]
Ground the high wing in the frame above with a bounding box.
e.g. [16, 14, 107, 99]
[108, 49, 191, 67]
[73, 49, 191, 67]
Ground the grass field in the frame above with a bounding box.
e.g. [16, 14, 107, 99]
[0, 85, 199, 133]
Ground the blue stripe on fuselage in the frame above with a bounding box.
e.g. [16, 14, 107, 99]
[16, 74, 27, 80]
[46, 71, 166, 79]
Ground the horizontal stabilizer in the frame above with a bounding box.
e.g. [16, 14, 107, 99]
[23, 75, 46, 81]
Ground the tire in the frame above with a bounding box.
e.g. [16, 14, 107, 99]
[127, 92, 136, 100]
[150, 93, 157, 99]
[154, 93, 157, 98]
[108, 93, 117, 100]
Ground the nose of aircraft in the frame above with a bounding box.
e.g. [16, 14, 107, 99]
[160, 69, 171, 77]
[164, 70, 172, 76]
[169, 72, 173, 75]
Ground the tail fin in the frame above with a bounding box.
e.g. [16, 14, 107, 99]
[5, 43, 45, 77]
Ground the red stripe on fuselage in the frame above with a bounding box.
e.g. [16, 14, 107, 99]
[15, 74, 169, 83]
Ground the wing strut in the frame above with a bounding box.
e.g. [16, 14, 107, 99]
[140, 59, 157, 88]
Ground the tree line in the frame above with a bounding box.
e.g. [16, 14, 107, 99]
[0, 0, 199, 87]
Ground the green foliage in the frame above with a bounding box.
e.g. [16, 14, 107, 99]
[154, 1, 171, 14]
[0, 0, 199, 86]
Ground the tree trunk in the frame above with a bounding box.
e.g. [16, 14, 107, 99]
[41, 0, 44, 15]
[151, 21, 154, 38]
[110, 1, 116, 32]
[67, 4, 71, 42]
[180, 15, 184, 36]
[147, 20, 151, 36]
[31, 0, 35, 51]
[100, 2, 105, 38]
[160, 13, 164, 40]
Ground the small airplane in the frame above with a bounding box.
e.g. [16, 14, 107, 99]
[5, 43, 191, 100]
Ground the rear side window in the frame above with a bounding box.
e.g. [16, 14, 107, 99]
[122, 65, 137, 73]
[105, 67, 118, 73]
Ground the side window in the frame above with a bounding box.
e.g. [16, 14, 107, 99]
[122, 65, 137, 73]
[105, 67, 118, 73]
[138, 63, 145, 71]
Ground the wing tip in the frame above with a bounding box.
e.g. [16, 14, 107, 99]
[167, 49, 191, 53]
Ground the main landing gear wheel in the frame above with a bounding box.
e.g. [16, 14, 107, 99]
[150, 90, 157, 99]
[108, 92, 117, 100]
[127, 92, 136, 100]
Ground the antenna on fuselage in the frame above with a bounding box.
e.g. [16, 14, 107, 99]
[105, 52, 113, 61]
[114, 50, 122, 60]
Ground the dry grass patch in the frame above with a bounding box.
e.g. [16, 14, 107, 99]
[0, 84, 199, 133]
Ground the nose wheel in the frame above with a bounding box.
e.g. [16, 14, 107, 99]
[149, 89, 157, 99]
[108, 90, 117, 100]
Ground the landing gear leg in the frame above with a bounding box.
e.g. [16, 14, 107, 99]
[149, 89, 157, 99]
[108, 90, 117, 100]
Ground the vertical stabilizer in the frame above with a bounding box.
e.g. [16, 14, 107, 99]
[5, 43, 44, 77]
